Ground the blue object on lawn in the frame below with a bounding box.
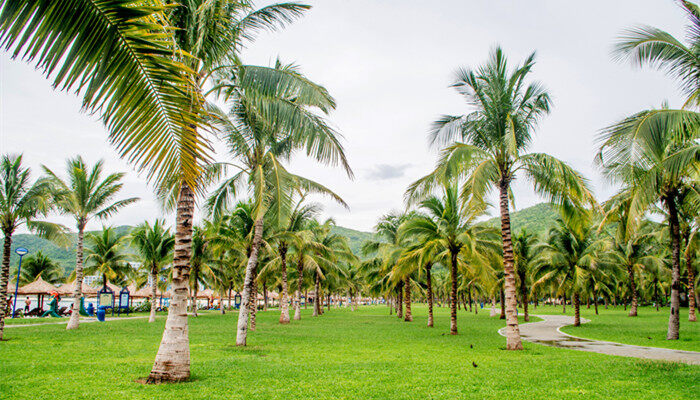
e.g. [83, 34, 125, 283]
[96, 306, 107, 322]
[87, 302, 95, 316]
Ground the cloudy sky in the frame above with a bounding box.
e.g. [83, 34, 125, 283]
[0, 0, 687, 233]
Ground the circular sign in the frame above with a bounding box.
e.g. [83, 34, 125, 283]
[14, 247, 29, 256]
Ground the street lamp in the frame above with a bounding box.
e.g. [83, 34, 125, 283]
[11, 247, 29, 318]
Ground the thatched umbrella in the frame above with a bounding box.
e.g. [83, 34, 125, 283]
[57, 280, 99, 297]
[17, 276, 59, 311]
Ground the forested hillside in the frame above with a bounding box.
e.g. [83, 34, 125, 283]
[484, 202, 558, 236]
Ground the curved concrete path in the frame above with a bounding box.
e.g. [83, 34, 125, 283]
[499, 314, 700, 365]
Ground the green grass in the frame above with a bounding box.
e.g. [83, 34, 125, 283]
[532, 304, 700, 352]
[0, 305, 697, 399]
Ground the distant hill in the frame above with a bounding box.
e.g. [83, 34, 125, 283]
[484, 202, 559, 236]
[330, 225, 374, 257]
[9, 225, 134, 274]
[9, 224, 374, 274]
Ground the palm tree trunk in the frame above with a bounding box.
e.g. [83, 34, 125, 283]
[404, 276, 412, 322]
[192, 286, 198, 318]
[468, 288, 473, 312]
[326, 293, 331, 311]
[687, 253, 696, 322]
[499, 182, 522, 349]
[304, 289, 308, 309]
[665, 196, 681, 340]
[627, 264, 638, 317]
[426, 264, 434, 328]
[147, 183, 194, 383]
[236, 217, 264, 346]
[593, 290, 599, 315]
[279, 243, 289, 324]
[313, 270, 320, 317]
[449, 250, 458, 335]
[149, 268, 157, 323]
[499, 288, 505, 320]
[66, 222, 86, 330]
[0, 232, 13, 340]
[562, 296, 566, 314]
[250, 272, 258, 331]
[523, 291, 529, 322]
[294, 256, 303, 320]
[490, 297, 497, 317]
[574, 292, 581, 327]
[262, 281, 268, 312]
[396, 285, 403, 319]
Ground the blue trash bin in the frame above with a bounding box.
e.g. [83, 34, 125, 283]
[96, 306, 107, 322]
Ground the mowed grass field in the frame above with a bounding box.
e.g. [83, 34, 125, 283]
[0, 304, 697, 400]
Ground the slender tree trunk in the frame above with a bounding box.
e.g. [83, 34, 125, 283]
[294, 256, 303, 320]
[262, 281, 268, 312]
[404, 276, 412, 322]
[396, 284, 403, 319]
[627, 264, 638, 317]
[250, 273, 258, 331]
[236, 217, 263, 346]
[499, 182, 523, 349]
[426, 264, 433, 328]
[499, 288, 506, 320]
[313, 270, 320, 317]
[147, 183, 194, 383]
[279, 243, 289, 324]
[389, 296, 393, 315]
[0, 232, 13, 340]
[149, 268, 157, 323]
[490, 297, 497, 317]
[687, 252, 696, 322]
[192, 277, 198, 318]
[449, 250, 458, 335]
[562, 296, 566, 314]
[574, 292, 581, 327]
[304, 290, 308, 309]
[67, 222, 86, 330]
[523, 291, 529, 322]
[468, 289, 473, 312]
[665, 196, 681, 340]
[594, 291, 599, 315]
[327, 293, 331, 311]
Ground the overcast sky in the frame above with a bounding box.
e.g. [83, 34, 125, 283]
[0, 0, 688, 233]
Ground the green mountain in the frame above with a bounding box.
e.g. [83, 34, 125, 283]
[330, 225, 374, 257]
[484, 202, 559, 236]
[9, 225, 134, 274]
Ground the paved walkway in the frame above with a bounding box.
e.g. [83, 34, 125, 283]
[499, 314, 700, 365]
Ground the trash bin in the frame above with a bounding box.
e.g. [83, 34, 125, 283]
[96, 306, 107, 322]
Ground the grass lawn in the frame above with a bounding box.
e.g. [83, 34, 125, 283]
[0, 305, 697, 400]
[532, 304, 700, 352]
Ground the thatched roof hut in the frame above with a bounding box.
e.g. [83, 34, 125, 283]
[57, 280, 99, 296]
[129, 284, 152, 299]
[17, 276, 58, 295]
[198, 288, 216, 299]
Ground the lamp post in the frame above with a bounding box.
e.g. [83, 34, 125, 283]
[11, 247, 29, 318]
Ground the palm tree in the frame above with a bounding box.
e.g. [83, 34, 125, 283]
[407, 47, 595, 349]
[401, 184, 499, 334]
[43, 156, 137, 330]
[610, 0, 700, 337]
[0, 154, 64, 340]
[84, 226, 130, 288]
[130, 220, 174, 323]
[597, 108, 698, 339]
[206, 59, 351, 345]
[513, 230, 539, 322]
[190, 226, 215, 317]
[535, 217, 606, 326]
[363, 213, 409, 319]
[18, 251, 63, 285]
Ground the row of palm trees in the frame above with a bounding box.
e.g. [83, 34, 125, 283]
[0, 0, 354, 383]
[362, 1, 700, 348]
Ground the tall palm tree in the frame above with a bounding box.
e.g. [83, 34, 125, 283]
[610, 0, 700, 337]
[407, 47, 595, 349]
[597, 109, 698, 339]
[84, 226, 130, 288]
[43, 156, 138, 330]
[18, 251, 63, 285]
[0, 154, 64, 340]
[206, 59, 351, 346]
[402, 184, 499, 334]
[130, 220, 175, 323]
